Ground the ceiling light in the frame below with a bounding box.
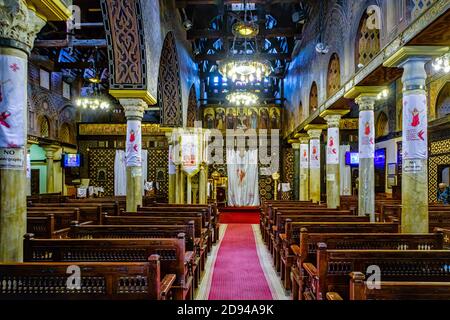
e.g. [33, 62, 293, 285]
[432, 52, 450, 73]
[232, 21, 259, 38]
[218, 58, 271, 84]
[226, 91, 258, 106]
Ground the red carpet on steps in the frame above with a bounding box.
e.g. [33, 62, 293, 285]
[218, 207, 260, 224]
[208, 224, 273, 300]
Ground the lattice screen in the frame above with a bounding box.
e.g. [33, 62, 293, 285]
[429, 138, 450, 203]
[327, 53, 341, 98]
[310, 82, 318, 114]
[357, 13, 380, 68]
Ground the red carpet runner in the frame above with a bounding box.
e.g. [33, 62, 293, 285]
[218, 207, 260, 224]
[208, 224, 273, 300]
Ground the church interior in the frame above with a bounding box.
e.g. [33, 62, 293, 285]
[1, 0, 450, 302]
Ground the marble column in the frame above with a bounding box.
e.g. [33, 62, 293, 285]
[291, 142, 300, 200]
[187, 175, 192, 204]
[166, 133, 176, 204]
[355, 95, 377, 221]
[44, 146, 59, 193]
[306, 128, 323, 204]
[0, 2, 46, 262]
[199, 162, 207, 204]
[179, 171, 185, 204]
[175, 165, 181, 203]
[399, 59, 430, 233]
[298, 136, 310, 201]
[121, 99, 147, 212]
[322, 113, 345, 209]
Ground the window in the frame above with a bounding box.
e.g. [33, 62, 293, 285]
[356, 11, 381, 70]
[309, 82, 318, 114]
[327, 53, 341, 98]
[376, 112, 389, 138]
[40, 69, 50, 90]
[39, 116, 50, 138]
[60, 123, 71, 143]
[63, 81, 71, 99]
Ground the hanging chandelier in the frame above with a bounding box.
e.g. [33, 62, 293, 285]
[432, 52, 450, 73]
[226, 91, 258, 106]
[218, 0, 272, 84]
[75, 84, 111, 111]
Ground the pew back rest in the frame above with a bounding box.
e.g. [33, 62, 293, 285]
[0, 257, 163, 300]
[23, 235, 186, 285]
[276, 215, 368, 234]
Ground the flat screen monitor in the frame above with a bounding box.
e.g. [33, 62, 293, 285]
[345, 152, 359, 166]
[63, 153, 81, 168]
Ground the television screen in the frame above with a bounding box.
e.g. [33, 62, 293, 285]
[63, 153, 81, 168]
[345, 152, 359, 166]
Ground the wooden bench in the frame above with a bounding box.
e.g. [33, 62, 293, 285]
[271, 215, 369, 273]
[28, 203, 105, 224]
[66, 221, 202, 289]
[303, 243, 450, 300]
[327, 272, 450, 300]
[0, 256, 175, 300]
[290, 230, 445, 300]
[23, 233, 193, 300]
[279, 221, 399, 291]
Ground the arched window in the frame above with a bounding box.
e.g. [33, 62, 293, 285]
[39, 116, 50, 138]
[436, 82, 450, 119]
[327, 53, 341, 98]
[309, 82, 318, 114]
[60, 123, 72, 144]
[376, 112, 389, 138]
[356, 10, 381, 71]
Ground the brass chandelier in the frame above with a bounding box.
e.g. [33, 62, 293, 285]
[226, 91, 258, 106]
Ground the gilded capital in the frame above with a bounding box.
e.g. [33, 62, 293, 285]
[355, 95, 377, 111]
[324, 114, 342, 128]
[307, 129, 322, 140]
[0, 0, 46, 52]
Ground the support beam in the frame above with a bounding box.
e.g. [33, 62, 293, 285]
[187, 27, 300, 40]
[195, 52, 291, 63]
[34, 39, 107, 48]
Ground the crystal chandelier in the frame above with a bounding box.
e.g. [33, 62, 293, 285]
[76, 96, 110, 110]
[219, 58, 271, 83]
[226, 91, 258, 106]
[432, 52, 450, 73]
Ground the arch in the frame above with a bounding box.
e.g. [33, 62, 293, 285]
[436, 82, 450, 119]
[59, 123, 73, 144]
[309, 82, 319, 114]
[158, 31, 183, 127]
[355, 8, 381, 71]
[186, 85, 197, 128]
[39, 116, 51, 138]
[375, 112, 389, 138]
[327, 53, 341, 98]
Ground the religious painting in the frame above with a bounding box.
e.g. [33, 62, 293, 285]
[236, 107, 249, 129]
[259, 107, 270, 130]
[215, 107, 225, 130]
[126, 120, 142, 167]
[204, 108, 215, 129]
[97, 168, 107, 181]
[181, 134, 200, 176]
[270, 108, 280, 130]
[225, 108, 236, 130]
[156, 168, 165, 181]
[248, 107, 259, 129]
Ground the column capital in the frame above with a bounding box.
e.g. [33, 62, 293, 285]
[355, 95, 377, 111]
[307, 129, 322, 140]
[291, 143, 300, 150]
[0, 0, 47, 53]
[120, 99, 147, 120]
[320, 110, 349, 128]
[43, 144, 59, 156]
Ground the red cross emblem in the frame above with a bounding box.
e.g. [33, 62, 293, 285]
[9, 64, 20, 72]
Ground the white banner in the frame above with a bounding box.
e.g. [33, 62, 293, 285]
[0, 55, 26, 148]
[26, 152, 31, 178]
[0, 147, 24, 170]
[126, 120, 142, 167]
[300, 143, 309, 169]
[181, 134, 200, 176]
[326, 128, 339, 165]
[359, 110, 375, 159]
[310, 139, 320, 169]
[168, 144, 176, 175]
[403, 94, 427, 160]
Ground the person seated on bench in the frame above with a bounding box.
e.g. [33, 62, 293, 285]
[437, 183, 450, 205]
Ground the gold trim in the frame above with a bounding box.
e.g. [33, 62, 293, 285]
[344, 86, 388, 99]
[383, 46, 449, 68]
[304, 124, 327, 131]
[294, 133, 309, 139]
[287, 139, 299, 144]
[109, 89, 157, 105]
[319, 109, 350, 118]
[26, 0, 71, 21]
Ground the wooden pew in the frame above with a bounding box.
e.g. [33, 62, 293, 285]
[23, 233, 193, 300]
[271, 215, 370, 273]
[329, 271, 450, 300]
[28, 203, 105, 224]
[65, 198, 121, 215]
[279, 221, 399, 291]
[290, 230, 445, 300]
[0, 256, 175, 300]
[66, 221, 202, 291]
[303, 243, 450, 300]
